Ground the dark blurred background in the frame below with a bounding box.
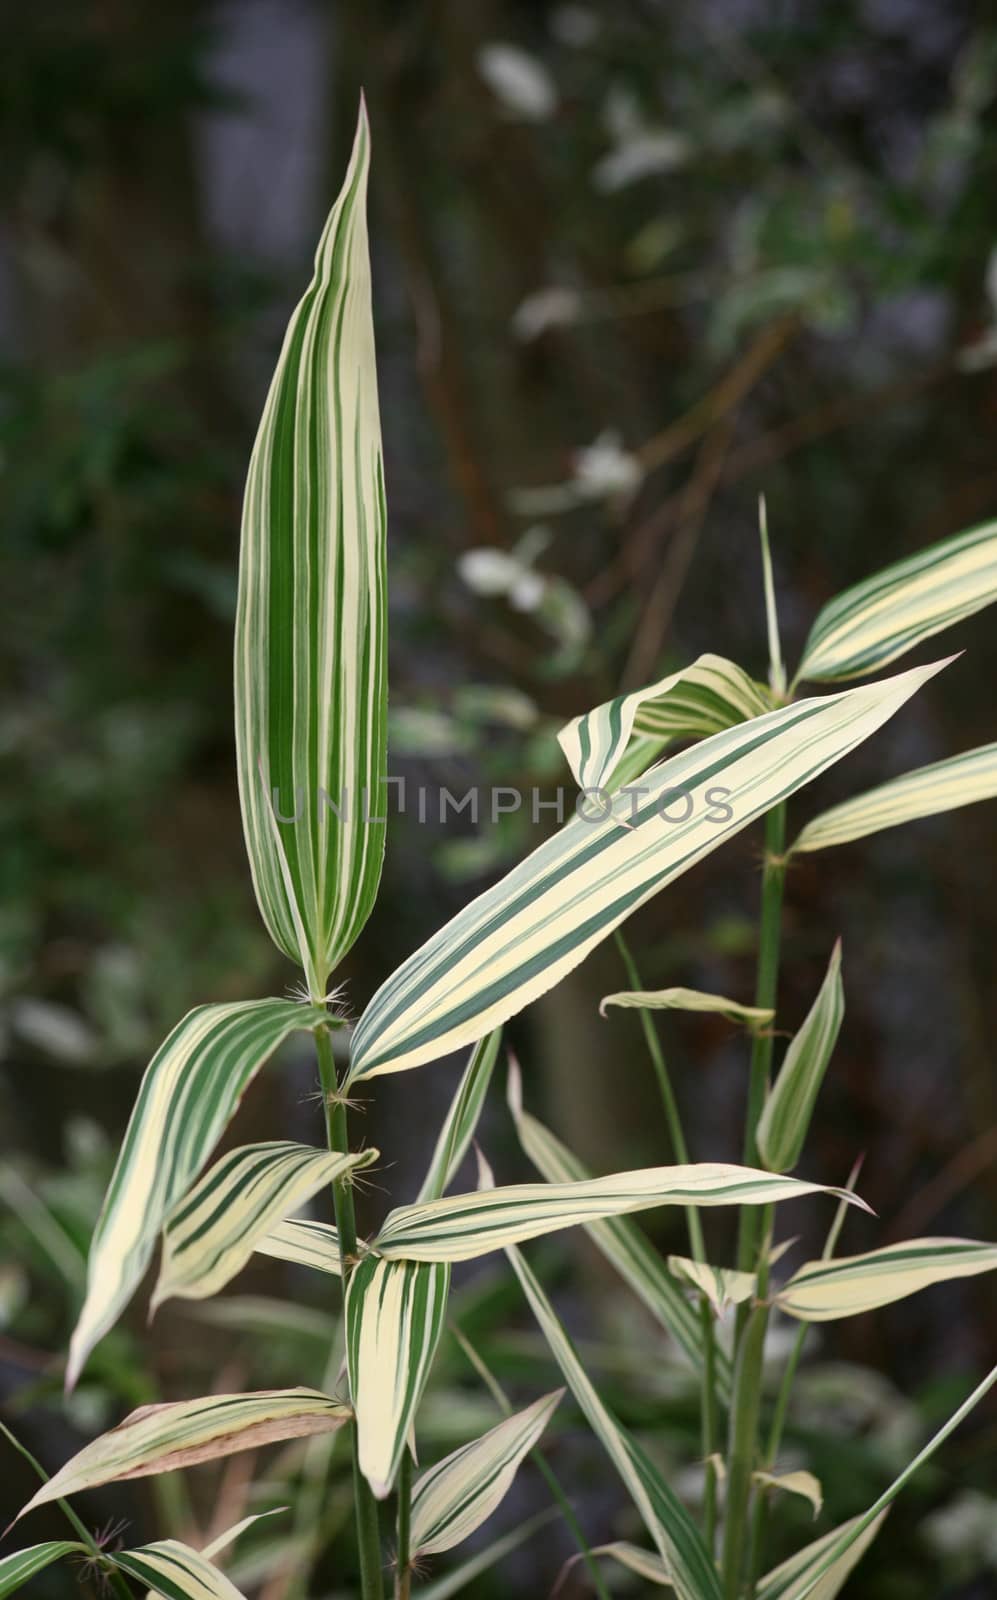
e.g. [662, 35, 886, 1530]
[2, 3, 997, 1596]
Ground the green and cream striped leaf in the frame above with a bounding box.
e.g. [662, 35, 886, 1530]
[758, 1513, 887, 1600]
[0, 1544, 82, 1598]
[765, 1360, 997, 1600]
[15, 1391, 347, 1521]
[153, 1143, 376, 1308]
[600, 986, 773, 1029]
[757, 942, 844, 1174]
[373, 1165, 864, 1265]
[113, 1541, 247, 1600]
[776, 1238, 997, 1321]
[409, 1389, 562, 1556]
[796, 518, 997, 683]
[67, 999, 332, 1389]
[416, 1030, 502, 1203]
[350, 661, 946, 1082]
[754, 1470, 823, 1518]
[415, 1509, 558, 1600]
[667, 1256, 756, 1315]
[506, 1238, 720, 1600]
[506, 1058, 726, 1389]
[255, 1217, 342, 1276]
[793, 741, 997, 853]
[234, 101, 387, 998]
[345, 1255, 451, 1498]
[558, 653, 772, 792]
[557, 1543, 672, 1590]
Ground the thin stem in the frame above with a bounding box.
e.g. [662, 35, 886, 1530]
[613, 930, 705, 1262]
[394, 1449, 412, 1600]
[721, 1209, 773, 1600]
[700, 1297, 720, 1554]
[316, 1025, 384, 1600]
[1, 1420, 134, 1600]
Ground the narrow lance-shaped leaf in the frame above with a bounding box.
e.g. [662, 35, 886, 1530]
[255, 1217, 342, 1276]
[757, 1513, 887, 1600]
[507, 1059, 727, 1391]
[415, 1510, 558, 1600]
[409, 1389, 563, 1556]
[558, 652, 773, 792]
[234, 100, 388, 998]
[112, 1540, 248, 1600]
[793, 741, 997, 853]
[350, 660, 947, 1081]
[346, 1255, 451, 1499]
[796, 517, 997, 682]
[67, 999, 333, 1389]
[15, 1391, 348, 1523]
[153, 1143, 377, 1309]
[0, 1544, 83, 1599]
[416, 1029, 502, 1203]
[373, 1164, 866, 1265]
[600, 986, 773, 1029]
[776, 1237, 997, 1321]
[757, 942, 844, 1174]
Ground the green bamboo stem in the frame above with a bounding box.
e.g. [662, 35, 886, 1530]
[721, 1208, 773, 1600]
[700, 1297, 720, 1554]
[613, 930, 705, 1263]
[316, 1024, 384, 1600]
[394, 1448, 412, 1600]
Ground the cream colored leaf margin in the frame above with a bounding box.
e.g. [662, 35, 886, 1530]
[793, 741, 997, 853]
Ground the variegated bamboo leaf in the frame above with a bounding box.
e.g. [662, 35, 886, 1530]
[255, 1217, 342, 1275]
[757, 942, 844, 1174]
[410, 1389, 562, 1556]
[234, 101, 388, 998]
[350, 661, 947, 1081]
[415, 1510, 558, 1600]
[793, 741, 997, 853]
[667, 1256, 756, 1315]
[67, 1000, 332, 1389]
[506, 1058, 726, 1389]
[416, 1030, 502, 1203]
[557, 1543, 672, 1591]
[558, 653, 772, 792]
[776, 1238, 997, 1321]
[113, 1540, 247, 1600]
[373, 1165, 865, 1265]
[0, 1544, 82, 1598]
[600, 986, 773, 1029]
[153, 1143, 377, 1308]
[15, 1391, 347, 1521]
[758, 1513, 887, 1600]
[345, 1255, 451, 1498]
[796, 518, 997, 683]
[754, 1470, 823, 1518]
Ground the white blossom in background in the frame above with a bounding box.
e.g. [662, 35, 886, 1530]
[511, 285, 582, 342]
[550, 6, 599, 47]
[923, 1491, 997, 1571]
[477, 42, 558, 122]
[594, 83, 691, 192]
[572, 429, 644, 501]
[458, 528, 591, 671]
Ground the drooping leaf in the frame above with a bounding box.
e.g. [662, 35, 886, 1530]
[67, 999, 332, 1388]
[416, 1030, 502, 1203]
[600, 986, 772, 1029]
[14, 1392, 347, 1521]
[757, 1513, 887, 1600]
[776, 1238, 997, 1321]
[793, 741, 997, 853]
[113, 1540, 248, 1600]
[345, 1255, 451, 1499]
[556, 1543, 672, 1591]
[234, 100, 388, 998]
[255, 1217, 342, 1275]
[409, 1389, 563, 1556]
[757, 942, 844, 1174]
[507, 1059, 726, 1389]
[667, 1256, 756, 1315]
[558, 652, 772, 792]
[754, 1470, 823, 1518]
[796, 518, 997, 682]
[348, 661, 946, 1081]
[0, 1543, 82, 1598]
[153, 1143, 377, 1308]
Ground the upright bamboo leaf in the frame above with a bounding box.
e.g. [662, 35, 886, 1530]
[67, 999, 332, 1389]
[234, 101, 388, 998]
[506, 1060, 727, 1389]
[414, 1510, 558, 1600]
[350, 661, 947, 1081]
[757, 943, 844, 1173]
[600, 987, 773, 1029]
[409, 1389, 563, 1556]
[416, 1030, 502, 1203]
[14, 1391, 348, 1521]
[113, 1541, 248, 1600]
[776, 1238, 997, 1321]
[757, 1513, 887, 1600]
[793, 741, 997, 853]
[153, 1143, 377, 1308]
[796, 518, 997, 682]
[0, 1544, 82, 1598]
[345, 1255, 451, 1498]
[558, 653, 772, 792]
